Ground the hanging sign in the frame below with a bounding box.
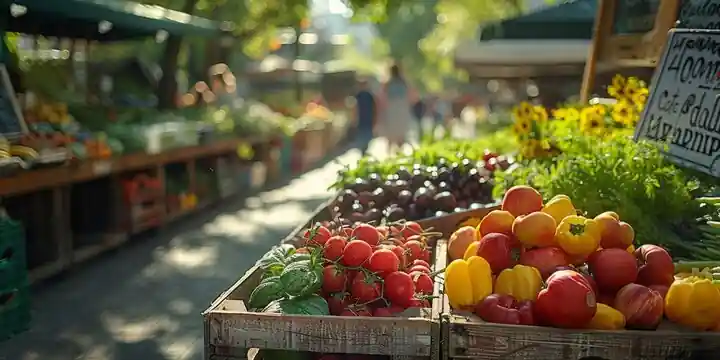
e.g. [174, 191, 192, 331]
[634, 29, 720, 176]
[678, 0, 720, 29]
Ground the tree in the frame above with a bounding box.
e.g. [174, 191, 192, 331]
[146, 0, 415, 108]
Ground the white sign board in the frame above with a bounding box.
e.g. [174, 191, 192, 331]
[634, 29, 720, 176]
[678, 0, 720, 29]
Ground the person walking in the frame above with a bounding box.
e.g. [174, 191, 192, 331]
[379, 65, 414, 154]
[354, 79, 377, 155]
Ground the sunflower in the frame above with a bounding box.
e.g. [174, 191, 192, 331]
[580, 108, 606, 134]
[631, 87, 649, 111]
[532, 106, 548, 123]
[607, 74, 626, 99]
[564, 108, 580, 122]
[552, 108, 567, 120]
[513, 116, 532, 136]
[611, 101, 637, 127]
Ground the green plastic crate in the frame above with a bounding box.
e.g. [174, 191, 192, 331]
[0, 285, 30, 342]
[0, 218, 27, 286]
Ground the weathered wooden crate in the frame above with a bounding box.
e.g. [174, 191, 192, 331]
[433, 210, 720, 360]
[203, 198, 449, 360]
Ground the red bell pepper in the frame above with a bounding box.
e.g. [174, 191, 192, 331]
[474, 293, 535, 325]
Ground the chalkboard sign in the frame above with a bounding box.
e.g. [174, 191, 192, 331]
[613, 0, 661, 34]
[678, 0, 720, 29]
[0, 65, 26, 139]
[634, 29, 720, 176]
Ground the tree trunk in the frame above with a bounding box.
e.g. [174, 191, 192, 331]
[157, 0, 198, 109]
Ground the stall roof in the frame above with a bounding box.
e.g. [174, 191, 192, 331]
[6, 0, 227, 41]
[479, 0, 597, 41]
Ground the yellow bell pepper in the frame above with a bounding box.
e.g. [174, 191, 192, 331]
[463, 241, 479, 260]
[555, 215, 601, 258]
[445, 256, 493, 309]
[541, 194, 576, 224]
[665, 276, 720, 331]
[587, 303, 625, 330]
[494, 265, 542, 302]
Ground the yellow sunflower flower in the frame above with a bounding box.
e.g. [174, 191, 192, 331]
[532, 106, 548, 123]
[580, 108, 606, 134]
[552, 108, 567, 120]
[564, 108, 580, 122]
[631, 87, 648, 111]
[611, 101, 637, 127]
[513, 116, 532, 136]
[607, 74, 626, 99]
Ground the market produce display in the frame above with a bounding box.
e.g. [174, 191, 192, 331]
[331, 149, 513, 223]
[444, 185, 720, 331]
[251, 220, 438, 317]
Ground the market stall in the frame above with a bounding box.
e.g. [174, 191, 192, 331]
[0, 0, 355, 345]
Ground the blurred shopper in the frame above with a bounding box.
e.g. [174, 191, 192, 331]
[380, 64, 414, 154]
[354, 79, 377, 155]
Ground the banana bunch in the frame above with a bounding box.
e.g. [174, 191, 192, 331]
[0, 144, 40, 161]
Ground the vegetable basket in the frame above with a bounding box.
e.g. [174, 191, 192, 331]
[203, 197, 445, 359]
[434, 230, 720, 360]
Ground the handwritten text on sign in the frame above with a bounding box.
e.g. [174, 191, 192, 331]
[634, 30, 720, 176]
[679, 0, 720, 29]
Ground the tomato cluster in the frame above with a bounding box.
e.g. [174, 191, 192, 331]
[300, 220, 435, 317]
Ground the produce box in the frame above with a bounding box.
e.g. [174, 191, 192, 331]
[203, 198, 453, 360]
[437, 187, 720, 360]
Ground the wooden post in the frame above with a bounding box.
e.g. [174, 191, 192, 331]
[580, 0, 613, 104]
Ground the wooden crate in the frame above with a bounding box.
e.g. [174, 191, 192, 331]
[434, 212, 720, 360]
[202, 199, 445, 360]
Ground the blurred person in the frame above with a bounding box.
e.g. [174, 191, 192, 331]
[380, 64, 414, 154]
[354, 79, 377, 155]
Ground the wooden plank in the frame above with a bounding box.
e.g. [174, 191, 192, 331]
[0, 138, 262, 197]
[580, 0, 610, 104]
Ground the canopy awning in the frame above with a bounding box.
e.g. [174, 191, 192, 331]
[479, 0, 597, 41]
[455, 39, 591, 66]
[5, 0, 227, 41]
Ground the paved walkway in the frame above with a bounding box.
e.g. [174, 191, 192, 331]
[0, 140, 389, 360]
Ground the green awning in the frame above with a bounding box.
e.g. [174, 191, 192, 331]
[479, 0, 597, 41]
[5, 0, 227, 41]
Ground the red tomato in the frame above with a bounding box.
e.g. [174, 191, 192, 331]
[390, 245, 407, 270]
[339, 227, 353, 237]
[342, 240, 373, 267]
[350, 272, 381, 302]
[366, 249, 400, 274]
[323, 236, 347, 261]
[326, 292, 351, 315]
[410, 271, 434, 295]
[340, 305, 372, 317]
[535, 270, 596, 328]
[384, 271, 415, 305]
[375, 225, 389, 238]
[351, 223, 381, 246]
[408, 265, 431, 274]
[403, 240, 425, 262]
[372, 307, 394, 317]
[419, 248, 431, 263]
[400, 221, 424, 239]
[322, 264, 348, 293]
[303, 225, 331, 246]
[412, 259, 431, 268]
